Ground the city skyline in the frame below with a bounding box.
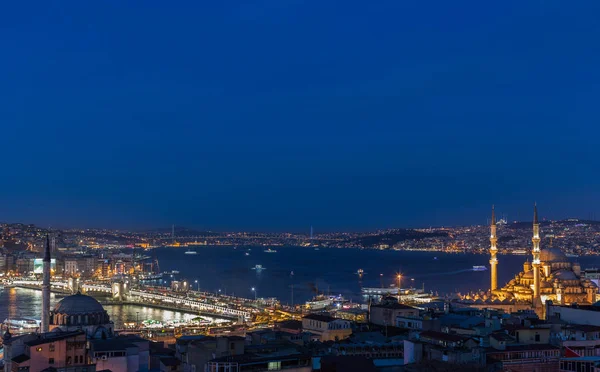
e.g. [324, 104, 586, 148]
[2, 1, 600, 230]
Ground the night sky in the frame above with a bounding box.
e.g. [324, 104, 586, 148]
[2, 1, 600, 231]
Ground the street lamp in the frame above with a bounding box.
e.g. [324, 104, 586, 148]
[251, 287, 256, 301]
[397, 274, 402, 290]
[380, 273, 384, 288]
[136, 312, 139, 329]
[194, 280, 199, 292]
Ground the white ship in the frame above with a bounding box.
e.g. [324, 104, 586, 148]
[512, 250, 528, 255]
[264, 248, 277, 253]
[4, 318, 40, 331]
[252, 265, 266, 271]
[362, 287, 400, 295]
[472, 266, 487, 271]
[184, 248, 197, 255]
[138, 273, 163, 281]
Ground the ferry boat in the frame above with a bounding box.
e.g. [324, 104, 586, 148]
[362, 287, 400, 295]
[357, 269, 364, 276]
[4, 318, 40, 331]
[251, 265, 266, 271]
[305, 295, 333, 310]
[566, 253, 580, 258]
[139, 273, 163, 281]
[472, 266, 487, 271]
[512, 250, 528, 255]
[245, 252, 250, 256]
[184, 248, 197, 255]
[305, 294, 346, 310]
[264, 248, 277, 253]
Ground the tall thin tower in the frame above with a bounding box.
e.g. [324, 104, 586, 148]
[532, 204, 541, 299]
[41, 234, 51, 333]
[489, 206, 498, 291]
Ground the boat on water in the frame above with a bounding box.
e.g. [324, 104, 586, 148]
[357, 269, 364, 276]
[472, 266, 487, 271]
[245, 252, 250, 256]
[252, 265, 266, 271]
[264, 248, 277, 253]
[184, 248, 197, 255]
[362, 286, 400, 295]
[4, 318, 40, 331]
[566, 253, 580, 258]
[314, 248, 320, 251]
[139, 273, 163, 281]
[305, 294, 345, 310]
[512, 250, 528, 255]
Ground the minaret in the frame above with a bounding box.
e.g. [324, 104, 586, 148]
[532, 204, 541, 299]
[489, 205, 498, 291]
[41, 234, 51, 333]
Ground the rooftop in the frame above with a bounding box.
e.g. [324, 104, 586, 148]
[419, 331, 472, 343]
[24, 330, 85, 347]
[371, 302, 417, 310]
[303, 314, 338, 323]
[490, 333, 515, 342]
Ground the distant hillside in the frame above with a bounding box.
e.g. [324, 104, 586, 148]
[346, 229, 449, 247]
[507, 219, 600, 230]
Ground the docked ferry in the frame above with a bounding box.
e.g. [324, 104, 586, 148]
[139, 273, 163, 281]
[305, 295, 345, 310]
[3, 318, 40, 331]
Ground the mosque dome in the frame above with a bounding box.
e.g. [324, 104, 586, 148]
[552, 270, 578, 281]
[540, 248, 568, 263]
[523, 270, 534, 279]
[53, 292, 105, 314]
[50, 292, 111, 329]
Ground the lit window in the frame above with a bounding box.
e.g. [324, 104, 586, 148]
[268, 361, 281, 370]
[36, 347, 42, 352]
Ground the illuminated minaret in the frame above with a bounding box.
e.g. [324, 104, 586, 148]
[41, 234, 51, 333]
[532, 204, 541, 299]
[489, 205, 498, 291]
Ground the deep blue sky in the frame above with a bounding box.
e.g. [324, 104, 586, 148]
[2, 1, 600, 231]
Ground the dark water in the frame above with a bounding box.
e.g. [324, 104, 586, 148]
[153, 246, 600, 303]
[3, 248, 600, 326]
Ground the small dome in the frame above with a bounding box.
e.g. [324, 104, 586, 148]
[53, 293, 105, 314]
[552, 270, 578, 281]
[541, 281, 553, 288]
[523, 270, 534, 279]
[540, 248, 568, 263]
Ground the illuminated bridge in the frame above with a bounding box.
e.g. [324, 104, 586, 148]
[9, 279, 250, 320]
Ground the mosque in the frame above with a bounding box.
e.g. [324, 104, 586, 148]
[460, 205, 598, 317]
[2, 236, 147, 372]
